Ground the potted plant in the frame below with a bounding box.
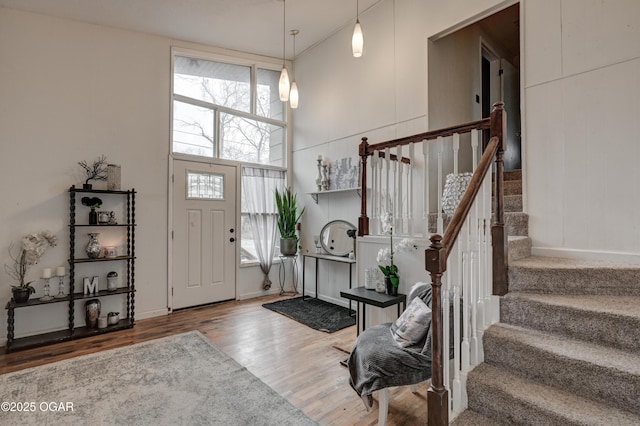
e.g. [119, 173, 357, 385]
[275, 187, 305, 256]
[5, 232, 57, 303]
[107, 311, 120, 325]
[377, 212, 414, 296]
[81, 196, 102, 225]
[78, 154, 108, 189]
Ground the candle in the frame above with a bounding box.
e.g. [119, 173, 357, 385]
[42, 268, 52, 279]
[317, 155, 323, 161]
[56, 266, 65, 277]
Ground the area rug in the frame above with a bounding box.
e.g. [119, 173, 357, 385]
[262, 297, 355, 333]
[0, 331, 316, 426]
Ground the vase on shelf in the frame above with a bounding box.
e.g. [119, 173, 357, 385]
[89, 208, 98, 225]
[86, 232, 101, 259]
[84, 299, 101, 328]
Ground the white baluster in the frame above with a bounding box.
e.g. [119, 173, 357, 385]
[471, 129, 479, 172]
[451, 235, 463, 413]
[385, 147, 391, 217]
[378, 153, 384, 235]
[371, 153, 378, 234]
[469, 212, 479, 366]
[408, 143, 414, 236]
[453, 133, 460, 175]
[422, 140, 430, 235]
[397, 146, 403, 234]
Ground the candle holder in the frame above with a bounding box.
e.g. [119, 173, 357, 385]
[39, 277, 54, 302]
[54, 274, 66, 299]
[316, 158, 323, 191]
[321, 163, 329, 191]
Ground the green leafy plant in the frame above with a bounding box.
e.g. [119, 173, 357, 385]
[81, 196, 103, 209]
[275, 187, 305, 239]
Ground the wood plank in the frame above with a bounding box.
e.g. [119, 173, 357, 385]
[0, 295, 428, 425]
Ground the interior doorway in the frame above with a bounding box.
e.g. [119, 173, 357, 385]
[428, 3, 521, 169]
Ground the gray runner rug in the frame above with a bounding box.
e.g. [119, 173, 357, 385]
[262, 297, 355, 333]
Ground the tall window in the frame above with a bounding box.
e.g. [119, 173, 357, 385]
[172, 53, 286, 167]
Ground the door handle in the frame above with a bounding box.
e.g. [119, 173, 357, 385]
[229, 237, 235, 243]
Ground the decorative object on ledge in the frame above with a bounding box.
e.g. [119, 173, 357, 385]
[442, 172, 473, 215]
[328, 157, 360, 191]
[319, 220, 356, 257]
[54, 266, 66, 298]
[39, 268, 54, 301]
[316, 155, 323, 191]
[84, 298, 101, 328]
[107, 163, 121, 190]
[81, 197, 102, 225]
[107, 311, 119, 325]
[107, 271, 118, 291]
[85, 232, 101, 259]
[78, 154, 108, 190]
[321, 161, 329, 190]
[97, 316, 108, 329]
[104, 246, 117, 258]
[5, 231, 57, 303]
[83, 276, 99, 295]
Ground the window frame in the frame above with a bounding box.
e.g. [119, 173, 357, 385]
[170, 47, 288, 167]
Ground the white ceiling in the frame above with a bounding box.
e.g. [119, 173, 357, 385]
[0, 0, 384, 60]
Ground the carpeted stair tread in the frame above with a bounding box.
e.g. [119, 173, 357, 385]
[467, 363, 640, 426]
[509, 256, 640, 295]
[501, 293, 640, 352]
[508, 236, 531, 261]
[504, 211, 528, 236]
[451, 409, 504, 426]
[484, 323, 640, 414]
[503, 194, 523, 212]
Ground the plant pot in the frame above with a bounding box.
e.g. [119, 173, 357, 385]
[83, 183, 92, 190]
[280, 237, 297, 256]
[89, 208, 98, 225]
[385, 276, 399, 296]
[12, 287, 31, 303]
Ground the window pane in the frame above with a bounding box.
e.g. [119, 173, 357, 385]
[174, 56, 250, 113]
[240, 214, 281, 264]
[220, 112, 284, 166]
[187, 171, 224, 200]
[173, 100, 214, 157]
[256, 68, 285, 120]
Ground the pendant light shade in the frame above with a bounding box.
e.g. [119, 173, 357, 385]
[352, 20, 363, 58]
[352, 0, 363, 58]
[279, 67, 290, 102]
[289, 29, 300, 109]
[289, 81, 299, 109]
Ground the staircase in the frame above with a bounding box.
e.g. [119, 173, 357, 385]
[453, 170, 640, 425]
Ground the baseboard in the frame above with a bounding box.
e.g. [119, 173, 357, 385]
[136, 309, 168, 320]
[237, 288, 286, 300]
[531, 246, 640, 264]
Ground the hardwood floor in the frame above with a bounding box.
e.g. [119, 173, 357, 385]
[1, 295, 428, 425]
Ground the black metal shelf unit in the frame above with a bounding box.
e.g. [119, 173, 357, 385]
[5, 186, 136, 353]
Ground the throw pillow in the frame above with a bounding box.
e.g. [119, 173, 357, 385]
[390, 296, 432, 348]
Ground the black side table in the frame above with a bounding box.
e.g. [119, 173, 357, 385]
[340, 287, 406, 336]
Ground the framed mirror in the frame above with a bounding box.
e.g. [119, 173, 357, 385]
[320, 220, 356, 256]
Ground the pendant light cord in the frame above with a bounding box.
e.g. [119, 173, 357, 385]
[282, 0, 286, 67]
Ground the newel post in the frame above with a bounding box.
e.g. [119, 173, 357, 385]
[491, 101, 508, 295]
[358, 137, 370, 236]
[425, 234, 448, 426]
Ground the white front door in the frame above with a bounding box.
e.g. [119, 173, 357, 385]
[172, 160, 236, 309]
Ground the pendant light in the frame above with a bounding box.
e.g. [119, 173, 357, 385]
[352, 0, 364, 58]
[289, 29, 300, 109]
[279, 0, 290, 102]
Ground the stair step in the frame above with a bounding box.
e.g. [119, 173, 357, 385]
[451, 409, 503, 426]
[509, 256, 640, 296]
[483, 323, 640, 415]
[492, 179, 521, 196]
[501, 293, 640, 353]
[503, 194, 522, 212]
[508, 236, 531, 261]
[467, 363, 640, 426]
[493, 168, 522, 182]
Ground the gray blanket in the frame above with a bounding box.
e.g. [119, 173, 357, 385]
[348, 284, 433, 397]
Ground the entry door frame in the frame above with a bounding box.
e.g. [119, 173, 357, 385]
[167, 154, 242, 312]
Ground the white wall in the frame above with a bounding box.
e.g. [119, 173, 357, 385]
[524, 0, 640, 261]
[293, 0, 640, 303]
[0, 8, 284, 343]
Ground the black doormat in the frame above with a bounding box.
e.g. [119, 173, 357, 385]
[262, 297, 355, 333]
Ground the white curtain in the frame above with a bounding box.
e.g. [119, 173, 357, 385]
[241, 166, 286, 290]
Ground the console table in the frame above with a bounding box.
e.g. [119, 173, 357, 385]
[301, 253, 356, 308]
[340, 287, 406, 336]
